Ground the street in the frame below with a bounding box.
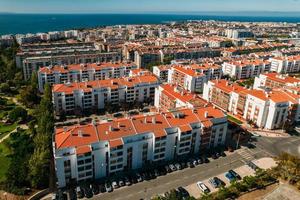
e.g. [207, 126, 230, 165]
[88, 136, 300, 200]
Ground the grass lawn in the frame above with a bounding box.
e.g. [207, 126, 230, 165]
[0, 141, 11, 182]
[228, 115, 243, 125]
[0, 122, 17, 140]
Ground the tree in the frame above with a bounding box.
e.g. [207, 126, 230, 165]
[28, 84, 54, 189]
[0, 82, 10, 93]
[19, 86, 40, 108]
[4, 130, 34, 194]
[8, 106, 28, 122]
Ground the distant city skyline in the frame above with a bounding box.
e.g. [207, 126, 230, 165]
[0, 0, 300, 14]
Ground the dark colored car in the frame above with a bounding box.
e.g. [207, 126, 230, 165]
[91, 184, 99, 195]
[158, 166, 167, 175]
[225, 171, 236, 182]
[83, 186, 93, 198]
[229, 169, 241, 180]
[165, 165, 172, 173]
[211, 154, 218, 159]
[177, 187, 190, 198]
[203, 157, 209, 163]
[209, 177, 224, 188]
[99, 183, 106, 193]
[247, 161, 259, 170]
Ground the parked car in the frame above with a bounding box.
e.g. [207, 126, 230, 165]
[90, 184, 99, 195]
[118, 179, 125, 187]
[169, 164, 177, 171]
[203, 157, 209, 163]
[105, 182, 113, 192]
[149, 170, 156, 179]
[192, 159, 198, 166]
[154, 169, 160, 177]
[211, 154, 218, 159]
[220, 151, 226, 157]
[112, 180, 119, 189]
[209, 177, 224, 188]
[137, 173, 143, 182]
[197, 181, 210, 193]
[197, 157, 203, 164]
[159, 166, 167, 175]
[76, 186, 84, 199]
[125, 177, 132, 186]
[229, 169, 241, 180]
[99, 183, 107, 193]
[165, 165, 172, 173]
[83, 186, 93, 198]
[225, 171, 236, 182]
[177, 187, 190, 198]
[180, 161, 187, 169]
[175, 163, 182, 170]
[187, 161, 194, 168]
[247, 161, 259, 170]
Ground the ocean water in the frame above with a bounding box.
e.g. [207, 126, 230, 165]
[0, 13, 300, 35]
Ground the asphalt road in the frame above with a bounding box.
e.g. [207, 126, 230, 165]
[90, 141, 272, 200]
[253, 136, 300, 157]
[87, 136, 300, 200]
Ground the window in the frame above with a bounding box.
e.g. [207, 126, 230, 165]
[77, 160, 84, 165]
[78, 166, 84, 172]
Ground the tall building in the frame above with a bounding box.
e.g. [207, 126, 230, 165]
[154, 84, 209, 111]
[222, 59, 270, 79]
[168, 65, 207, 93]
[52, 75, 159, 114]
[203, 79, 300, 130]
[269, 55, 300, 74]
[38, 62, 137, 92]
[53, 107, 228, 188]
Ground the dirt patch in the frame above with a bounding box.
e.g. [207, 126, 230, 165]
[238, 183, 279, 200]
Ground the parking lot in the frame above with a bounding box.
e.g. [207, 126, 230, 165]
[185, 157, 277, 199]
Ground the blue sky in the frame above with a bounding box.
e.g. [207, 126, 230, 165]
[0, 0, 300, 13]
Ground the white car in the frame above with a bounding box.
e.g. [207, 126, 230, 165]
[112, 181, 119, 189]
[197, 181, 210, 193]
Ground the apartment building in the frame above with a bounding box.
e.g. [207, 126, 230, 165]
[134, 49, 162, 68]
[168, 65, 207, 93]
[222, 59, 270, 79]
[38, 62, 138, 92]
[53, 106, 228, 188]
[191, 63, 223, 81]
[22, 51, 122, 80]
[269, 55, 300, 73]
[153, 65, 171, 83]
[203, 79, 300, 129]
[225, 29, 254, 39]
[253, 73, 300, 90]
[154, 84, 209, 111]
[161, 48, 222, 61]
[52, 75, 159, 114]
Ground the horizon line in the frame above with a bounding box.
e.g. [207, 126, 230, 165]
[1, 11, 300, 15]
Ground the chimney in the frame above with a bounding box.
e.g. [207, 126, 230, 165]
[144, 117, 147, 123]
[78, 130, 83, 137]
[117, 122, 120, 128]
[109, 125, 112, 132]
[63, 126, 67, 134]
[152, 117, 156, 124]
[204, 111, 208, 118]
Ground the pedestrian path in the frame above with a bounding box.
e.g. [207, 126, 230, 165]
[237, 148, 255, 163]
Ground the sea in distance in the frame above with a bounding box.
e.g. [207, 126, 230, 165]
[0, 12, 300, 35]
